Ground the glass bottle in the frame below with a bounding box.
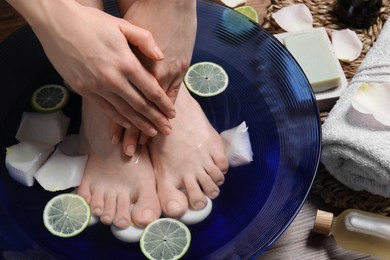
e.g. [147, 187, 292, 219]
[313, 209, 390, 259]
[334, 0, 382, 29]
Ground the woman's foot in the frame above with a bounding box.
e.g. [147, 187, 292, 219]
[76, 99, 161, 228]
[148, 85, 229, 218]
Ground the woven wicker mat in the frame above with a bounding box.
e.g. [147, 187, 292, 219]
[261, 0, 390, 215]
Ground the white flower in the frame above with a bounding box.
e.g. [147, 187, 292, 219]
[352, 83, 390, 126]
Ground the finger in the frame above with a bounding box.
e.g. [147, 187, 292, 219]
[105, 76, 173, 135]
[138, 133, 150, 145]
[102, 90, 167, 137]
[109, 121, 125, 144]
[90, 94, 132, 129]
[119, 20, 164, 61]
[122, 126, 140, 156]
[119, 52, 176, 120]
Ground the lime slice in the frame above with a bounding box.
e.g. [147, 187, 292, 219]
[140, 218, 191, 260]
[184, 62, 229, 97]
[234, 6, 259, 23]
[31, 84, 69, 113]
[43, 193, 91, 238]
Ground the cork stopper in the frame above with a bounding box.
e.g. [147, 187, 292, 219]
[313, 210, 334, 236]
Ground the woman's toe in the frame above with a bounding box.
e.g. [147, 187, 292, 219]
[158, 182, 188, 217]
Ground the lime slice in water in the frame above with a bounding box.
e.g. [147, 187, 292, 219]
[234, 6, 259, 23]
[31, 84, 69, 113]
[140, 218, 191, 260]
[43, 193, 91, 238]
[184, 61, 229, 97]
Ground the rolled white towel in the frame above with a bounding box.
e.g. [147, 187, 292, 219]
[321, 20, 390, 197]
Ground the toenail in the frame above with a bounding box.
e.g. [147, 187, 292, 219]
[141, 209, 155, 221]
[116, 219, 129, 228]
[93, 207, 102, 215]
[210, 191, 220, 199]
[101, 214, 112, 224]
[167, 200, 181, 215]
[194, 200, 206, 209]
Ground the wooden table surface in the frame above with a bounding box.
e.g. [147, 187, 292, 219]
[0, 1, 383, 259]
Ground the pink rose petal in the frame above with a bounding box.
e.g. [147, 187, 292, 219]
[272, 4, 313, 32]
[332, 29, 363, 62]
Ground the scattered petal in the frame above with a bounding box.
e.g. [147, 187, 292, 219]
[220, 121, 253, 167]
[351, 82, 390, 126]
[5, 142, 54, 187]
[16, 111, 70, 146]
[331, 29, 363, 62]
[214, 0, 246, 8]
[34, 148, 88, 192]
[272, 4, 313, 32]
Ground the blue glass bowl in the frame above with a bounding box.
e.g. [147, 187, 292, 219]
[0, 1, 321, 259]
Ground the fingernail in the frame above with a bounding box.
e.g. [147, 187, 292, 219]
[148, 128, 158, 137]
[126, 145, 135, 156]
[123, 122, 132, 129]
[141, 209, 155, 222]
[154, 46, 164, 59]
[168, 110, 176, 119]
[167, 200, 181, 215]
[162, 126, 172, 135]
[112, 135, 120, 144]
[138, 134, 149, 145]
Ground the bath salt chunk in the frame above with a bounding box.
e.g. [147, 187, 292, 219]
[34, 148, 88, 192]
[5, 142, 54, 186]
[220, 121, 253, 167]
[16, 111, 70, 146]
[283, 30, 341, 93]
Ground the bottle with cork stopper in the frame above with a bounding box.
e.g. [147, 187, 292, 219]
[313, 209, 390, 259]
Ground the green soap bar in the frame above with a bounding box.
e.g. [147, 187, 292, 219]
[284, 31, 341, 93]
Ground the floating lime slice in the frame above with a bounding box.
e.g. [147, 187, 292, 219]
[43, 193, 91, 238]
[140, 218, 191, 260]
[31, 84, 69, 113]
[184, 61, 229, 97]
[234, 6, 259, 23]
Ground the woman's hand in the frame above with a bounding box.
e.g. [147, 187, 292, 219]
[8, 0, 176, 137]
[114, 0, 197, 155]
[119, 0, 197, 104]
